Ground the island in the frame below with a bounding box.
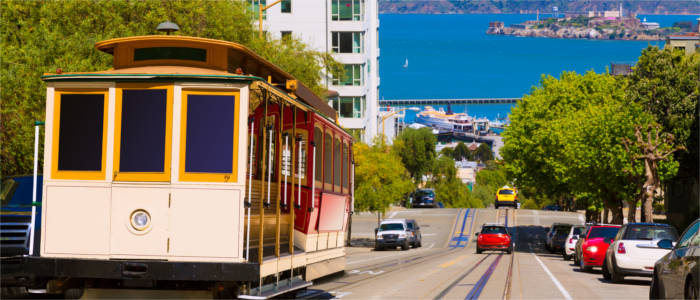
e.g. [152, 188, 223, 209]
[486, 12, 696, 41]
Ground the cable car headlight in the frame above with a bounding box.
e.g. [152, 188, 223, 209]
[130, 209, 151, 231]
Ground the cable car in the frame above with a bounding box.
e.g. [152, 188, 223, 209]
[1, 31, 354, 299]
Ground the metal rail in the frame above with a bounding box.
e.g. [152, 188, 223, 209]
[379, 98, 520, 106]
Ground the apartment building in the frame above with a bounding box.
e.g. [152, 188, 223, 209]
[254, 0, 380, 143]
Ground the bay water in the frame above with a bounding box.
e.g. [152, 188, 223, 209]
[378, 13, 698, 122]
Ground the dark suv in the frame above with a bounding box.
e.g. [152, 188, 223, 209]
[406, 219, 422, 248]
[412, 189, 436, 208]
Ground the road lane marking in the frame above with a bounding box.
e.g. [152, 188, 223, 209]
[465, 254, 503, 300]
[531, 252, 573, 300]
[452, 209, 471, 248]
[440, 255, 468, 268]
[532, 210, 541, 225]
[389, 211, 398, 218]
[445, 209, 463, 248]
[433, 254, 492, 300]
[348, 269, 384, 275]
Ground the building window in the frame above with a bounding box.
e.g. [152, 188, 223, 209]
[332, 32, 363, 53]
[331, 96, 364, 118]
[52, 91, 108, 180]
[331, 0, 363, 21]
[250, 0, 267, 20]
[281, 0, 291, 13]
[332, 64, 364, 86]
[281, 31, 292, 40]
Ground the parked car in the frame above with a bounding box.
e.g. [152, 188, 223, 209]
[495, 186, 517, 209]
[602, 223, 679, 283]
[563, 225, 585, 260]
[577, 224, 621, 272]
[550, 224, 573, 254]
[406, 219, 423, 248]
[650, 218, 699, 299]
[375, 219, 412, 251]
[412, 189, 437, 208]
[476, 223, 513, 254]
[546, 223, 572, 252]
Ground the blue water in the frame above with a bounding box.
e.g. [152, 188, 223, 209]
[379, 13, 698, 123]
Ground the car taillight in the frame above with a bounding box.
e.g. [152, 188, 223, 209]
[617, 242, 626, 254]
[569, 238, 573, 244]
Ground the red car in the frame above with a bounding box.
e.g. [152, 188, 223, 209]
[476, 224, 512, 254]
[579, 225, 621, 272]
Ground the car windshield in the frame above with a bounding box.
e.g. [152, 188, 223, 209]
[416, 190, 435, 197]
[623, 226, 678, 241]
[573, 227, 584, 235]
[482, 226, 508, 234]
[588, 227, 619, 239]
[498, 189, 515, 195]
[379, 223, 404, 231]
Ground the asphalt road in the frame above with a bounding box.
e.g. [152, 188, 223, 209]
[304, 208, 651, 300]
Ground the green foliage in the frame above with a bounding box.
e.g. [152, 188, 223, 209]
[427, 156, 481, 208]
[473, 143, 494, 163]
[471, 161, 508, 207]
[0, 0, 341, 176]
[452, 142, 470, 160]
[393, 127, 437, 182]
[502, 71, 677, 218]
[353, 138, 414, 213]
[627, 47, 699, 178]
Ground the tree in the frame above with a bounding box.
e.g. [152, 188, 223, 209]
[622, 124, 683, 222]
[428, 156, 481, 208]
[0, 0, 342, 177]
[502, 71, 673, 224]
[392, 127, 437, 182]
[453, 142, 469, 161]
[471, 161, 508, 207]
[353, 138, 414, 214]
[473, 143, 494, 163]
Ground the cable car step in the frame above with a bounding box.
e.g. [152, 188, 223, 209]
[238, 276, 311, 300]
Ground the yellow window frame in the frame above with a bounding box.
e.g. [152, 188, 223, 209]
[113, 83, 173, 182]
[179, 89, 240, 183]
[51, 89, 109, 180]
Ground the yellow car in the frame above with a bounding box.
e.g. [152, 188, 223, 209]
[495, 186, 518, 209]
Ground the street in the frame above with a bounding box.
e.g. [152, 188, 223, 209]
[302, 208, 650, 300]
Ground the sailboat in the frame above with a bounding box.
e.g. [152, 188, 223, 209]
[403, 58, 408, 68]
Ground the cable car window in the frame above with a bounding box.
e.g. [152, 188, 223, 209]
[334, 138, 341, 187]
[343, 141, 348, 188]
[314, 126, 323, 182]
[56, 93, 106, 173]
[118, 89, 167, 173]
[134, 47, 206, 62]
[180, 90, 239, 182]
[324, 131, 332, 185]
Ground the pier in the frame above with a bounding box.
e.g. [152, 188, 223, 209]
[379, 98, 520, 106]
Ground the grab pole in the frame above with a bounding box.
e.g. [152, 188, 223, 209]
[29, 121, 43, 256]
[266, 127, 273, 207]
[246, 120, 255, 261]
[297, 138, 302, 209]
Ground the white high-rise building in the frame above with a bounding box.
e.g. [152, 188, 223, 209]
[256, 0, 380, 143]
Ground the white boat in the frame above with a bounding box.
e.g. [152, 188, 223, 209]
[414, 106, 474, 133]
[403, 58, 408, 68]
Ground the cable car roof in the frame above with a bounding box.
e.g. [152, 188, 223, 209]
[43, 35, 337, 119]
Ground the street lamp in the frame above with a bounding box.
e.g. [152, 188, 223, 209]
[381, 107, 420, 138]
[258, 0, 283, 39]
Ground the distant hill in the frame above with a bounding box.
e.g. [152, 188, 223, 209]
[379, 0, 700, 15]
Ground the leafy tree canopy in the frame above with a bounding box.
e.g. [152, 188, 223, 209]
[353, 138, 414, 213]
[0, 0, 341, 176]
[392, 127, 437, 182]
